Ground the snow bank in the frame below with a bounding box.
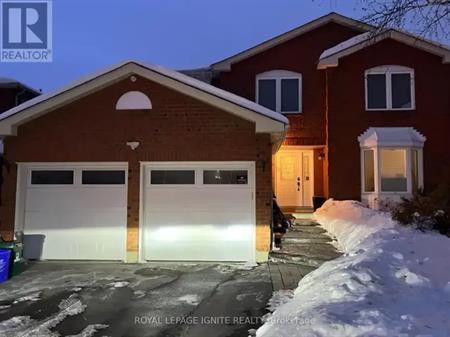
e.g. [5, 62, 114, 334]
[315, 199, 396, 252]
[257, 199, 450, 337]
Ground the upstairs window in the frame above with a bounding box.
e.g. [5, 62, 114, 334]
[256, 70, 302, 113]
[365, 66, 415, 110]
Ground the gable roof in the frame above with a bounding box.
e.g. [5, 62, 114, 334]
[0, 61, 288, 139]
[318, 29, 450, 69]
[211, 12, 372, 71]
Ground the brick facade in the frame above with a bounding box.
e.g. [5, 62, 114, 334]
[0, 75, 274, 260]
[215, 21, 449, 201]
[326, 39, 450, 200]
[215, 23, 365, 199]
[217, 22, 361, 147]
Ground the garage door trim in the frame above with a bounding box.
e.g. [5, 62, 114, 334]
[138, 161, 256, 263]
[15, 162, 129, 261]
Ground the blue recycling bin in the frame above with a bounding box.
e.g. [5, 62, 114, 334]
[0, 249, 12, 283]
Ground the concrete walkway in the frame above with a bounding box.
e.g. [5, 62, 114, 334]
[269, 218, 342, 290]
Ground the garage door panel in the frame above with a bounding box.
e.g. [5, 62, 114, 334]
[147, 240, 253, 261]
[146, 189, 252, 211]
[25, 188, 127, 210]
[145, 211, 252, 226]
[24, 228, 125, 260]
[143, 163, 255, 262]
[25, 211, 126, 230]
[22, 164, 127, 260]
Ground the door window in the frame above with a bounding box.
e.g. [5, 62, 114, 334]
[151, 170, 195, 184]
[203, 170, 248, 184]
[82, 170, 126, 185]
[31, 170, 74, 185]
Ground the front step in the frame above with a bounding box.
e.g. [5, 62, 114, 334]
[281, 206, 314, 214]
[288, 226, 328, 236]
[283, 237, 332, 244]
[270, 253, 330, 268]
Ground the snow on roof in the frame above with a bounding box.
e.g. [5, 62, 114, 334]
[147, 62, 288, 124]
[319, 29, 450, 68]
[358, 127, 426, 147]
[0, 61, 288, 126]
[319, 32, 371, 60]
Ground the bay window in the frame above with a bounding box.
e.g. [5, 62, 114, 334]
[359, 127, 426, 208]
[365, 66, 415, 110]
[256, 70, 302, 113]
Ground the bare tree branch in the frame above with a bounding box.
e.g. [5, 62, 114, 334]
[359, 0, 450, 40]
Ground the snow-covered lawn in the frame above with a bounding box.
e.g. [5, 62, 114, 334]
[257, 199, 450, 337]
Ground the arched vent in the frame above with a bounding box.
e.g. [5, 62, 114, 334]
[116, 91, 152, 110]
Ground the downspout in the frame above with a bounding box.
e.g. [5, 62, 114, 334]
[325, 69, 330, 199]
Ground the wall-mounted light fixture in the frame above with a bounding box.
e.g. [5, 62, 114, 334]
[126, 141, 140, 150]
[318, 152, 325, 161]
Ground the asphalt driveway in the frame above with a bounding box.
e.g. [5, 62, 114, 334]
[0, 262, 272, 337]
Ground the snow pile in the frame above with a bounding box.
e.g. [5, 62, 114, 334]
[107, 281, 129, 288]
[257, 199, 450, 337]
[315, 199, 396, 252]
[265, 290, 294, 312]
[12, 291, 41, 304]
[177, 294, 200, 305]
[0, 294, 108, 337]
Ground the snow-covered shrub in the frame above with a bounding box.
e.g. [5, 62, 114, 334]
[391, 185, 450, 236]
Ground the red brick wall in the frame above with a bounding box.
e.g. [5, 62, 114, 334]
[326, 39, 450, 200]
[0, 76, 273, 255]
[217, 22, 362, 146]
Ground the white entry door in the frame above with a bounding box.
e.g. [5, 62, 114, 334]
[142, 162, 255, 262]
[19, 163, 128, 260]
[276, 150, 313, 207]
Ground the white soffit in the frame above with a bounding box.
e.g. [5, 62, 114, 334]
[358, 127, 426, 148]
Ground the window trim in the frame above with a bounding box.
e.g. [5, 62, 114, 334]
[256, 70, 302, 114]
[365, 65, 415, 111]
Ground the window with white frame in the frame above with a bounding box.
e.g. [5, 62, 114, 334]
[359, 128, 425, 197]
[365, 66, 415, 110]
[256, 70, 302, 113]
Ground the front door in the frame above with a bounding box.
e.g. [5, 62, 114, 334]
[276, 150, 313, 207]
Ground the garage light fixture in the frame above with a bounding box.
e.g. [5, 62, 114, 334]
[126, 141, 140, 150]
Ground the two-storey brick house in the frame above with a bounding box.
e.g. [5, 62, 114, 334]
[208, 12, 450, 209]
[0, 13, 448, 263]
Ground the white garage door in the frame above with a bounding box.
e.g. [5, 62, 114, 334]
[142, 162, 255, 262]
[19, 163, 128, 260]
